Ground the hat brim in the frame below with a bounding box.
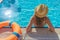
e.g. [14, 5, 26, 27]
[35, 4, 48, 18]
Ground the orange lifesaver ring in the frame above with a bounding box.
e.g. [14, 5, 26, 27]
[0, 21, 22, 40]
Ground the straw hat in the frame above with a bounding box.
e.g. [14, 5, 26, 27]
[35, 4, 48, 18]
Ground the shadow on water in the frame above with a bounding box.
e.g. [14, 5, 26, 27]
[26, 28, 59, 40]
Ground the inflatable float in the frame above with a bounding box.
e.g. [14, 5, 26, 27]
[0, 21, 22, 40]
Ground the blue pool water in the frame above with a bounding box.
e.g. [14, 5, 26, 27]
[0, 0, 60, 28]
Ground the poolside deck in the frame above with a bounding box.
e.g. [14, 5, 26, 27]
[22, 28, 60, 40]
[0, 28, 60, 40]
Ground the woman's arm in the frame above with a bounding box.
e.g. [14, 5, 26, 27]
[45, 17, 55, 32]
[26, 17, 34, 33]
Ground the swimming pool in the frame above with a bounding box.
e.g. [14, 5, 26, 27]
[0, 0, 60, 28]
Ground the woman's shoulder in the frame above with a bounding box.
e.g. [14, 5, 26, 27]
[44, 16, 48, 18]
[31, 15, 36, 19]
[44, 16, 50, 21]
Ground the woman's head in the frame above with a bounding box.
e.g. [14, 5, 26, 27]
[35, 4, 48, 18]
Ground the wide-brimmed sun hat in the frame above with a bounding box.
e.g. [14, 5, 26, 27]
[35, 4, 48, 18]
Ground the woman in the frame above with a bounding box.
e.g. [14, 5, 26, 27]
[26, 4, 55, 33]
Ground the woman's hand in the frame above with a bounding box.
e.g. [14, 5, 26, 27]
[26, 26, 32, 33]
[48, 26, 55, 32]
[45, 17, 55, 32]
